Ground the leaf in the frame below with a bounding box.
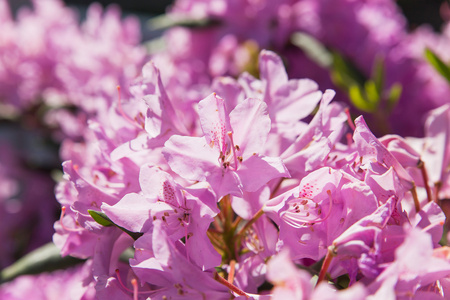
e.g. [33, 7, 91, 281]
[424, 48, 450, 83]
[0, 243, 84, 283]
[88, 209, 113, 226]
[348, 84, 376, 112]
[119, 247, 135, 262]
[147, 14, 219, 31]
[290, 32, 333, 68]
[364, 80, 380, 105]
[386, 83, 402, 112]
[331, 52, 366, 88]
[372, 56, 385, 93]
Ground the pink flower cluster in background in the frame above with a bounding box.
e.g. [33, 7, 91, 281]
[0, 0, 450, 299]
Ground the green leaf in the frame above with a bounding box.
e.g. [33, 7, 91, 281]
[148, 14, 219, 31]
[364, 80, 380, 105]
[372, 56, 385, 94]
[88, 209, 113, 226]
[0, 243, 84, 283]
[331, 52, 366, 88]
[386, 83, 402, 112]
[335, 274, 350, 290]
[348, 84, 376, 112]
[290, 32, 333, 68]
[424, 48, 450, 83]
[119, 247, 135, 262]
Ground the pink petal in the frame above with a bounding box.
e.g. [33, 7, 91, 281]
[259, 50, 288, 104]
[230, 98, 271, 156]
[101, 193, 150, 233]
[238, 154, 290, 192]
[163, 135, 218, 182]
[197, 93, 231, 154]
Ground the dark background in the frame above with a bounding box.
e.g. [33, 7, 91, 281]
[64, 0, 450, 32]
[6, 0, 449, 32]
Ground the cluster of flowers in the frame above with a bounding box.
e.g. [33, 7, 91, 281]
[0, 0, 146, 272]
[0, 0, 146, 138]
[157, 0, 450, 137]
[44, 48, 450, 299]
[0, 0, 450, 299]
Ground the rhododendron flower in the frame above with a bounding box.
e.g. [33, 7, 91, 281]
[131, 222, 231, 299]
[103, 164, 221, 270]
[266, 250, 368, 300]
[163, 92, 289, 198]
[368, 226, 450, 298]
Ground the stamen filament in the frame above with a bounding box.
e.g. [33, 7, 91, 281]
[114, 270, 154, 296]
[421, 220, 445, 233]
[183, 214, 191, 263]
[115, 269, 134, 294]
[227, 131, 239, 169]
[345, 108, 356, 131]
[131, 278, 138, 300]
[346, 133, 353, 147]
[59, 206, 84, 233]
[116, 86, 143, 130]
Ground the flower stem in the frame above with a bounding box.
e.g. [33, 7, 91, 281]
[236, 208, 264, 238]
[214, 272, 249, 298]
[411, 184, 421, 213]
[228, 260, 236, 283]
[317, 246, 336, 285]
[418, 160, 433, 203]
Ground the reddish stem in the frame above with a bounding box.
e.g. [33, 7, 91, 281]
[418, 160, 433, 203]
[228, 260, 236, 284]
[214, 272, 249, 298]
[317, 246, 335, 285]
[410, 184, 421, 213]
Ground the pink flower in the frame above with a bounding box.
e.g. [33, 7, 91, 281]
[102, 165, 221, 270]
[163, 93, 289, 198]
[131, 221, 231, 299]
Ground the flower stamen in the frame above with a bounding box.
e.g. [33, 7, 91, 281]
[59, 206, 84, 233]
